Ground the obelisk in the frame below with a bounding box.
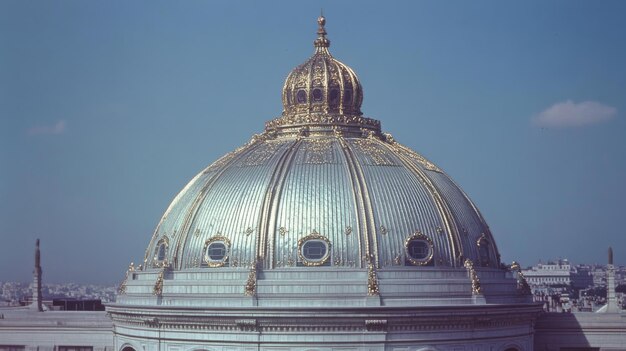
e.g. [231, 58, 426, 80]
[31, 239, 43, 312]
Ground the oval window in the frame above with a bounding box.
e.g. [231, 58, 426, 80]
[207, 242, 227, 261]
[203, 236, 231, 268]
[312, 88, 323, 102]
[298, 232, 331, 266]
[296, 90, 307, 104]
[404, 232, 434, 266]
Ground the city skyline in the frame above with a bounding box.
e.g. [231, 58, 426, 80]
[2, 1, 626, 284]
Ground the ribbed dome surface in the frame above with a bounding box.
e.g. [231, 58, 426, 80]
[143, 131, 499, 271]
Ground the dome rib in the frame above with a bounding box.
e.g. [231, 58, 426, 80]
[257, 139, 302, 269]
[335, 60, 346, 115]
[339, 137, 379, 268]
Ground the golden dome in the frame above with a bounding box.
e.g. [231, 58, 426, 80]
[280, 16, 363, 121]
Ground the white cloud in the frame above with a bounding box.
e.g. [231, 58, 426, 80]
[532, 100, 617, 128]
[27, 120, 67, 136]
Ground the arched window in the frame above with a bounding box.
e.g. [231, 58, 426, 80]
[157, 244, 166, 261]
[296, 89, 307, 104]
[343, 89, 352, 105]
[329, 89, 339, 107]
[312, 88, 323, 102]
[153, 236, 169, 267]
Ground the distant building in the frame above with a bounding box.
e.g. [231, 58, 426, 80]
[523, 259, 572, 291]
[522, 259, 595, 294]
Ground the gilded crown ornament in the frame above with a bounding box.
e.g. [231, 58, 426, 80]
[267, 16, 377, 134]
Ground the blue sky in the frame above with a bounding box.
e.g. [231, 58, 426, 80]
[1, 1, 625, 284]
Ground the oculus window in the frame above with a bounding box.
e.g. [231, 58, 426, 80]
[203, 236, 231, 268]
[298, 232, 331, 266]
[404, 232, 434, 266]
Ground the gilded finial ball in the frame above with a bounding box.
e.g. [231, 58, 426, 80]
[318, 15, 326, 26]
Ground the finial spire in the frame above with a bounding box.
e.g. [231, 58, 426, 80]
[609, 246, 614, 265]
[314, 14, 330, 50]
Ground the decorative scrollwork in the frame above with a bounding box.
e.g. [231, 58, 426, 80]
[367, 262, 380, 296]
[118, 262, 135, 295]
[464, 259, 482, 295]
[152, 269, 164, 296]
[299, 138, 335, 164]
[240, 141, 281, 167]
[352, 139, 397, 166]
[510, 261, 531, 295]
[386, 140, 442, 173]
[244, 261, 258, 296]
[265, 114, 380, 132]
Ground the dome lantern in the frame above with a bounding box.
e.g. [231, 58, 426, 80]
[271, 16, 371, 134]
